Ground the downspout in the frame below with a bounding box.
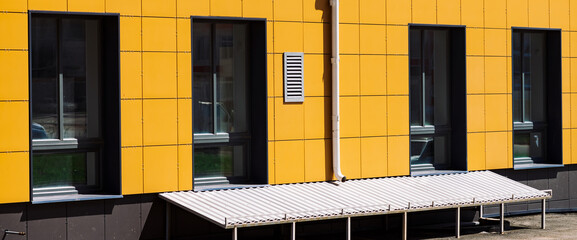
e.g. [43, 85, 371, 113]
[330, 0, 346, 182]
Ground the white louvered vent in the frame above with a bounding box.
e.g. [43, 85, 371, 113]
[283, 52, 304, 103]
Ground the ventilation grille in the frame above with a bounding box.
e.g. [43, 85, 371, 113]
[283, 52, 304, 103]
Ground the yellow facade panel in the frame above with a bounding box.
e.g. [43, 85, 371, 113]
[437, 0, 460, 25]
[571, 0, 577, 31]
[485, 132, 508, 170]
[0, 101, 28, 152]
[360, 55, 387, 96]
[177, 53, 192, 98]
[267, 21, 274, 53]
[177, 19, 191, 52]
[572, 58, 577, 92]
[411, 0, 436, 24]
[386, 0, 411, 25]
[121, 100, 143, 147]
[304, 97, 330, 139]
[339, 0, 359, 23]
[304, 54, 330, 97]
[142, 99, 178, 146]
[304, 23, 330, 54]
[507, 131, 513, 168]
[484, 0, 506, 28]
[268, 142, 275, 184]
[121, 147, 143, 195]
[387, 55, 409, 95]
[572, 94, 577, 128]
[387, 136, 409, 176]
[562, 32, 570, 58]
[466, 28, 484, 56]
[68, 0, 104, 13]
[507, 94, 513, 131]
[273, 54, 283, 97]
[484, 57, 507, 94]
[340, 97, 361, 138]
[0, 152, 29, 204]
[359, 0, 385, 24]
[303, 0, 330, 23]
[340, 24, 360, 54]
[0, 0, 26, 12]
[387, 96, 409, 136]
[28, 0, 66, 11]
[304, 139, 332, 182]
[274, 21, 303, 53]
[142, 0, 175, 17]
[0, 51, 28, 101]
[563, 58, 570, 93]
[177, 0, 209, 17]
[0, 13, 27, 50]
[563, 129, 571, 165]
[485, 94, 508, 132]
[485, 29, 507, 56]
[386, 25, 408, 55]
[339, 55, 360, 95]
[178, 99, 193, 145]
[507, 57, 512, 93]
[528, 0, 550, 28]
[341, 137, 361, 179]
[120, 16, 141, 52]
[274, 98, 304, 140]
[563, 93, 571, 129]
[573, 129, 577, 164]
[361, 137, 387, 178]
[572, 32, 577, 58]
[142, 52, 177, 98]
[178, 145, 193, 191]
[120, 52, 142, 99]
[275, 140, 305, 184]
[467, 56, 485, 94]
[107, 0, 141, 15]
[467, 95, 485, 132]
[550, 0, 570, 29]
[274, 0, 302, 21]
[143, 146, 178, 193]
[360, 96, 387, 137]
[360, 24, 386, 55]
[142, 17, 176, 52]
[243, 0, 273, 19]
[467, 132, 486, 171]
[507, 0, 528, 27]
[268, 98, 275, 140]
[461, 0, 484, 27]
[268, 54, 275, 98]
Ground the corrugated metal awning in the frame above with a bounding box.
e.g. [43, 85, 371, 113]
[160, 171, 551, 229]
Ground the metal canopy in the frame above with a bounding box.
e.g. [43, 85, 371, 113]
[160, 171, 551, 229]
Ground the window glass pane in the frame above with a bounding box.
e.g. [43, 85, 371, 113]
[522, 33, 532, 122]
[528, 32, 546, 122]
[513, 132, 530, 158]
[409, 29, 423, 126]
[423, 30, 435, 126]
[410, 136, 434, 165]
[31, 17, 59, 139]
[194, 145, 245, 178]
[512, 32, 522, 122]
[193, 22, 214, 134]
[32, 152, 98, 188]
[432, 30, 450, 126]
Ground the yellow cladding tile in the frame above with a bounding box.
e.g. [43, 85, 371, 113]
[143, 99, 178, 145]
[178, 53, 192, 98]
[507, 57, 512, 93]
[120, 17, 141, 52]
[360, 55, 387, 95]
[562, 32, 570, 58]
[466, 28, 484, 56]
[275, 140, 305, 184]
[304, 97, 330, 139]
[461, 0, 483, 27]
[144, 146, 178, 193]
[550, 0, 570, 29]
[387, 55, 409, 95]
[572, 32, 577, 58]
[268, 142, 275, 184]
[304, 0, 330, 22]
[467, 132, 486, 171]
[485, 94, 508, 132]
[68, 0, 104, 12]
[563, 93, 570, 128]
[120, 52, 142, 99]
[304, 23, 330, 54]
[177, 19, 191, 52]
[121, 147, 143, 195]
[211, 0, 242, 17]
[387, 96, 409, 136]
[0, 13, 27, 50]
[572, 94, 577, 128]
[178, 99, 192, 144]
[386, 25, 408, 55]
[411, 0, 436, 24]
[0, 0, 26, 12]
[340, 24, 359, 54]
[243, 0, 273, 19]
[485, 132, 508, 170]
[121, 100, 143, 147]
[360, 0, 385, 24]
[572, 0, 577, 31]
[485, 29, 507, 56]
[507, 131, 513, 168]
[0, 152, 29, 204]
[341, 138, 361, 179]
[572, 58, 577, 92]
[437, 0, 460, 25]
[178, 145, 193, 191]
[267, 21, 274, 53]
[507, 0, 528, 27]
[467, 57, 485, 94]
[573, 129, 577, 164]
[484, 57, 507, 94]
[274, 98, 304, 140]
[507, 94, 512, 131]
[142, 17, 176, 52]
[274, 54, 283, 96]
[0, 102, 28, 152]
[361, 137, 387, 178]
[484, 0, 506, 28]
[304, 139, 332, 182]
[360, 24, 386, 54]
[0, 51, 28, 100]
[142, 52, 177, 98]
[387, 136, 409, 176]
[268, 98, 275, 140]
[467, 95, 485, 132]
[142, 0, 176, 17]
[506, 29, 512, 57]
[268, 54, 275, 97]
[304, 54, 331, 97]
[563, 129, 571, 165]
[274, 22, 303, 53]
[340, 97, 360, 138]
[339, 0, 359, 23]
[106, 0, 141, 15]
[177, 0, 209, 17]
[274, 0, 302, 21]
[386, 0, 411, 24]
[528, 0, 549, 28]
[339, 55, 360, 95]
[360, 96, 387, 137]
[29, 0, 65, 11]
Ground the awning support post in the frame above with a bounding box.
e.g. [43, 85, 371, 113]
[541, 199, 546, 229]
[291, 222, 296, 240]
[500, 203, 505, 234]
[479, 205, 484, 219]
[455, 206, 461, 238]
[402, 212, 408, 240]
[166, 203, 171, 240]
[233, 227, 237, 240]
[346, 217, 351, 240]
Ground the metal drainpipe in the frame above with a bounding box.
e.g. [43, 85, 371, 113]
[330, 0, 346, 182]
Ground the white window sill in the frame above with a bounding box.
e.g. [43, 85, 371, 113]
[32, 194, 123, 204]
